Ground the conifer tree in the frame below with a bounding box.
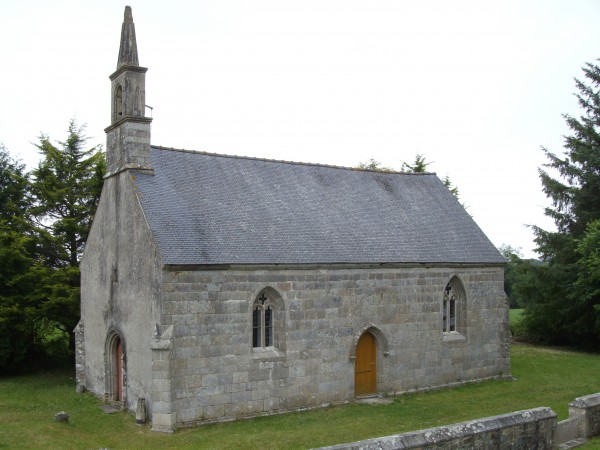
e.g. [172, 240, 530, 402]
[0, 145, 37, 369]
[520, 61, 600, 348]
[401, 153, 431, 173]
[29, 120, 105, 353]
[356, 157, 393, 171]
[31, 120, 105, 268]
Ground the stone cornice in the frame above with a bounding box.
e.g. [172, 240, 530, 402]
[163, 261, 506, 271]
[104, 116, 153, 134]
[109, 64, 148, 81]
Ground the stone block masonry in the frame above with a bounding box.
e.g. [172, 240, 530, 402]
[158, 264, 509, 427]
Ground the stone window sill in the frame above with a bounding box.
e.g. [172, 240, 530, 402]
[251, 346, 286, 362]
[442, 331, 466, 343]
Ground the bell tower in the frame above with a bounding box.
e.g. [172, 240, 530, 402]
[105, 6, 153, 176]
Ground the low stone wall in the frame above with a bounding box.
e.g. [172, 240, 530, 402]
[556, 416, 581, 445]
[317, 392, 600, 450]
[319, 408, 556, 450]
[569, 393, 600, 439]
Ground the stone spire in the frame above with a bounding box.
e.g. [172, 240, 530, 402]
[117, 6, 139, 68]
[105, 6, 153, 177]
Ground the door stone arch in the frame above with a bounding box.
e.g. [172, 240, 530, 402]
[350, 324, 389, 396]
[105, 330, 126, 404]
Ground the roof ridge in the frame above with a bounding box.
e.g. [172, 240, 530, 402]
[150, 145, 436, 176]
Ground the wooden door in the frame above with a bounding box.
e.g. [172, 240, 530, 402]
[115, 338, 123, 401]
[355, 332, 377, 395]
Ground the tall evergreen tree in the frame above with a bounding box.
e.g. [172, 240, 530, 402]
[0, 145, 37, 369]
[29, 120, 105, 353]
[520, 61, 600, 348]
[31, 120, 105, 268]
[0, 126, 105, 370]
[0, 144, 31, 228]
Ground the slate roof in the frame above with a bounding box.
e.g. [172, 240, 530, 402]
[132, 146, 505, 266]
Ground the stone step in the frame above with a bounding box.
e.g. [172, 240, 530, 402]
[99, 404, 122, 414]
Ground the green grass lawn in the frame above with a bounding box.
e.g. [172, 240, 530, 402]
[1, 343, 600, 449]
[509, 308, 524, 323]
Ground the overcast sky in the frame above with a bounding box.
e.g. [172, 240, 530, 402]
[2, 0, 599, 258]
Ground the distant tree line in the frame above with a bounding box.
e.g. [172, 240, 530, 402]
[0, 120, 104, 371]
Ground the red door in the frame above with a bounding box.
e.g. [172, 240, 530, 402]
[355, 332, 377, 395]
[116, 338, 123, 401]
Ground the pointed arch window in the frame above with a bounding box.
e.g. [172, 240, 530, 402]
[442, 277, 466, 338]
[442, 284, 456, 332]
[253, 291, 274, 348]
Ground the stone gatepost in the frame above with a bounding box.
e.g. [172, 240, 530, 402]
[150, 325, 176, 432]
[569, 393, 600, 439]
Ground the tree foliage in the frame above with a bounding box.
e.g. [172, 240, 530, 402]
[357, 154, 461, 201]
[0, 145, 31, 229]
[401, 153, 431, 173]
[518, 61, 600, 348]
[0, 121, 105, 371]
[31, 121, 105, 268]
[499, 245, 525, 308]
[442, 175, 460, 199]
[356, 157, 394, 172]
[0, 147, 37, 369]
[29, 121, 105, 353]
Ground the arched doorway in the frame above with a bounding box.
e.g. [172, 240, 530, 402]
[105, 331, 125, 403]
[354, 332, 377, 396]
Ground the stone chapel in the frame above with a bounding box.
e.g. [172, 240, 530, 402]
[76, 6, 510, 432]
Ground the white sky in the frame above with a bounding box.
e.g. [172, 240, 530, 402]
[2, 0, 599, 258]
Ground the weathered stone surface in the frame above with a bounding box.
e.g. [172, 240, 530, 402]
[316, 407, 556, 450]
[136, 397, 147, 425]
[155, 266, 509, 428]
[54, 411, 69, 423]
[569, 393, 600, 438]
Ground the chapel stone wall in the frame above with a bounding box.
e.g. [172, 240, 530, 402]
[80, 172, 162, 415]
[159, 265, 509, 426]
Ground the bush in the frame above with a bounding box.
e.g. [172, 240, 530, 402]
[509, 308, 526, 340]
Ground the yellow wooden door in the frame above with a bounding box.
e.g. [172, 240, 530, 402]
[355, 332, 376, 395]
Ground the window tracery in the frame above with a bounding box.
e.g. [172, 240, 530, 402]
[443, 283, 457, 332]
[442, 277, 466, 337]
[252, 290, 274, 348]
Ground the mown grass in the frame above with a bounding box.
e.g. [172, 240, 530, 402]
[1, 343, 600, 449]
[509, 308, 524, 323]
